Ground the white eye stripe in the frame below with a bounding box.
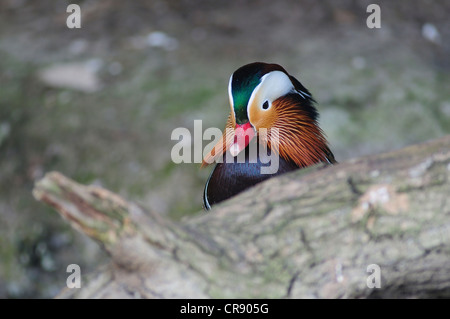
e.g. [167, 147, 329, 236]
[295, 89, 311, 99]
[228, 73, 238, 123]
[247, 71, 294, 118]
[228, 73, 234, 108]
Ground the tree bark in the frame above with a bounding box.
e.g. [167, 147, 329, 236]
[32, 135, 450, 298]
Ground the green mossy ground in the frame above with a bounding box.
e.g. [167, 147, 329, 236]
[1, 1, 449, 298]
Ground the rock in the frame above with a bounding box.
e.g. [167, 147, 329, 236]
[422, 23, 441, 45]
[129, 31, 178, 51]
[38, 60, 103, 92]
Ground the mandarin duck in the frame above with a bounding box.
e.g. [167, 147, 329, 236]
[202, 62, 336, 210]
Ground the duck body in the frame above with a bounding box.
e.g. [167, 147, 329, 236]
[203, 139, 299, 209]
[202, 62, 336, 210]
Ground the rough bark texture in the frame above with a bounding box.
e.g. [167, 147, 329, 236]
[32, 135, 450, 298]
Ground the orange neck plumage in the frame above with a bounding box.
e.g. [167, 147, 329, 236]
[201, 97, 335, 168]
[262, 96, 335, 167]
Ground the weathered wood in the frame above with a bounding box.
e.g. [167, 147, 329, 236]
[32, 135, 450, 298]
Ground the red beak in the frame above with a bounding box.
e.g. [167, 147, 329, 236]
[229, 122, 255, 156]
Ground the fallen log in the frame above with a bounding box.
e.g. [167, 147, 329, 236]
[32, 135, 450, 298]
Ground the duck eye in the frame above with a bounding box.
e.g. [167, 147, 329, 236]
[262, 100, 270, 110]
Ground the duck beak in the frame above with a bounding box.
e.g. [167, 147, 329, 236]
[229, 122, 256, 157]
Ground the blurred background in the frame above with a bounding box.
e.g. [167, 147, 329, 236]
[1, 0, 449, 298]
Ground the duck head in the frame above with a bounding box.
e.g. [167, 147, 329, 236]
[203, 62, 335, 168]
